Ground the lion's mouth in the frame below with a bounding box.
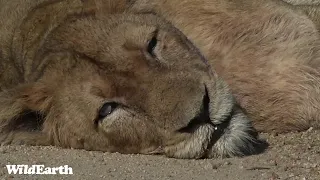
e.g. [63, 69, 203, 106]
[178, 85, 229, 135]
[205, 87, 269, 158]
[203, 85, 231, 133]
[177, 85, 268, 159]
[199, 86, 234, 158]
[148, 84, 267, 159]
[168, 85, 232, 158]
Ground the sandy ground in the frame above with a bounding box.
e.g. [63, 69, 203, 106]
[0, 129, 319, 180]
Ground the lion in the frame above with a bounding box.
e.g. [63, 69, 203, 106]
[0, 0, 266, 159]
[129, 0, 320, 133]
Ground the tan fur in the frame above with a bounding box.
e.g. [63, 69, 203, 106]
[0, 0, 266, 158]
[291, 4, 320, 30]
[129, 0, 320, 133]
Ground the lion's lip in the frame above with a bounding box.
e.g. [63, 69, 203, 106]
[201, 85, 234, 158]
[204, 85, 231, 131]
[174, 85, 232, 158]
[177, 84, 231, 145]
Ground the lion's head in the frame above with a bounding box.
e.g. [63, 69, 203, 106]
[0, 10, 266, 158]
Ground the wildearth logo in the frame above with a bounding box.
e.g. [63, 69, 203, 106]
[6, 165, 73, 175]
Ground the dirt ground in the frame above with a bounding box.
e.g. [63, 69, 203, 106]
[0, 128, 319, 180]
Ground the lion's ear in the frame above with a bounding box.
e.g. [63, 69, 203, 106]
[11, 0, 97, 67]
[17, 83, 53, 113]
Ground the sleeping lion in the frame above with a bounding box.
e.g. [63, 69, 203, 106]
[1, 0, 319, 159]
[0, 0, 266, 159]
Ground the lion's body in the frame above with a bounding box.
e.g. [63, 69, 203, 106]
[130, 0, 320, 133]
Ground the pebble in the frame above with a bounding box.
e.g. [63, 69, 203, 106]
[204, 162, 219, 170]
[288, 173, 295, 178]
[270, 172, 279, 180]
[89, 151, 95, 157]
[306, 127, 314, 132]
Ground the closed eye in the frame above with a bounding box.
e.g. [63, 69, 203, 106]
[147, 30, 158, 57]
[99, 102, 119, 118]
[95, 102, 119, 126]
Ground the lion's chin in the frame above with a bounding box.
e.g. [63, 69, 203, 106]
[199, 77, 268, 158]
[206, 108, 269, 158]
